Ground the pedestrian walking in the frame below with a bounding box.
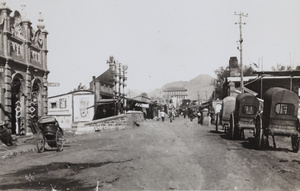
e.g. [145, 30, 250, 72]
[160, 110, 167, 122]
[183, 108, 187, 118]
[168, 100, 175, 122]
[157, 109, 161, 121]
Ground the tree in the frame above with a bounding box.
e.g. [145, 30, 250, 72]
[213, 64, 254, 99]
[271, 63, 293, 71]
[215, 66, 230, 83]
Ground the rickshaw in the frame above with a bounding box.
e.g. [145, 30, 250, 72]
[229, 93, 260, 139]
[255, 87, 300, 152]
[215, 96, 236, 132]
[36, 116, 64, 153]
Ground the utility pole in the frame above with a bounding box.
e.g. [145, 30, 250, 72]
[235, 11, 248, 93]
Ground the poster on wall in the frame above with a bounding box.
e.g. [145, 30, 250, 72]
[73, 94, 94, 122]
[59, 98, 67, 109]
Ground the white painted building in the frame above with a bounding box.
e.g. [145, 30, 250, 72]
[47, 90, 94, 128]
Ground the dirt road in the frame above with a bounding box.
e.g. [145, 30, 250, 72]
[1, 117, 300, 190]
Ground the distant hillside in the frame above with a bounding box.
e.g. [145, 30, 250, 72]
[147, 74, 215, 101]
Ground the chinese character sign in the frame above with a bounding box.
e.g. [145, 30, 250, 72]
[73, 94, 94, 122]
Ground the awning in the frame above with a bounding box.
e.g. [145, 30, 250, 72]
[135, 103, 149, 108]
[96, 99, 117, 106]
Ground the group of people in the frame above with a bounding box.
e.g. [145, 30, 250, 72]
[157, 100, 215, 125]
[181, 106, 215, 124]
[158, 100, 176, 122]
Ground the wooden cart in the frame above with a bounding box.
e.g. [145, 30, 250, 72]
[229, 93, 260, 140]
[255, 87, 300, 152]
[36, 116, 64, 153]
[215, 96, 236, 132]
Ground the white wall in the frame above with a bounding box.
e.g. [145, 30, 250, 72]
[47, 94, 73, 128]
[47, 92, 95, 128]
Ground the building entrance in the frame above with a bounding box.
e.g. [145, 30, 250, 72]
[11, 77, 25, 135]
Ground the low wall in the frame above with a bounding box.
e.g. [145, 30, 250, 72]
[81, 111, 144, 133]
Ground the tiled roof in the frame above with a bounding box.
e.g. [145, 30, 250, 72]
[164, 87, 187, 92]
[95, 69, 115, 85]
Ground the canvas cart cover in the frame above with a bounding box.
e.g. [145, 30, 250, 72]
[38, 116, 57, 124]
[235, 93, 259, 119]
[263, 87, 299, 121]
[221, 96, 236, 121]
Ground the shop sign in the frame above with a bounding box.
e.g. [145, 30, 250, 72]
[44, 82, 60, 87]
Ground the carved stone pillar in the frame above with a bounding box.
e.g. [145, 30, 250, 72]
[42, 73, 48, 116]
[22, 20, 32, 64]
[4, 61, 12, 129]
[1, 3, 12, 57]
[25, 66, 32, 135]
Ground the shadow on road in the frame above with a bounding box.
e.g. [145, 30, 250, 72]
[240, 138, 256, 150]
[0, 159, 132, 190]
[219, 134, 232, 140]
[209, 130, 224, 135]
[240, 138, 294, 153]
[272, 147, 292, 153]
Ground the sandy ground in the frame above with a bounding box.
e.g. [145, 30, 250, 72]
[0, 117, 300, 190]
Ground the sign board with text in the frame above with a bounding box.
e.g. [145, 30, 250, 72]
[44, 82, 60, 87]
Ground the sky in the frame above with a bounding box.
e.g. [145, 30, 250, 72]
[5, 0, 300, 96]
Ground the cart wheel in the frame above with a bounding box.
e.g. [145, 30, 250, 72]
[56, 129, 64, 152]
[36, 131, 45, 153]
[297, 118, 300, 132]
[215, 113, 219, 132]
[234, 127, 241, 140]
[291, 135, 299, 153]
[229, 113, 235, 139]
[255, 116, 263, 150]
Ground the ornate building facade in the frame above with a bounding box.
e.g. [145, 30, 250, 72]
[163, 87, 188, 108]
[0, 3, 49, 135]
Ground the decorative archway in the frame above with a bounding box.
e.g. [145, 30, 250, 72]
[30, 78, 42, 120]
[11, 73, 25, 134]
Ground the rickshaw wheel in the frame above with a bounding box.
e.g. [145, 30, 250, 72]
[255, 117, 263, 150]
[224, 124, 227, 133]
[291, 135, 299, 153]
[239, 129, 245, 140]
[229, 114, 235, 139]
[215, 113, 219, 132]
[36, 131, 45, 153]
[56, 129, 64, 152]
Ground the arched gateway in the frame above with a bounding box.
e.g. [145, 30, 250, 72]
[0, 2, 49, 135]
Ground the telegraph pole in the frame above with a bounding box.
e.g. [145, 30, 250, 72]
[235, 11, 248, 93]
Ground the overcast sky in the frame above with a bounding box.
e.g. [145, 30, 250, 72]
[6, 0, 300, 96]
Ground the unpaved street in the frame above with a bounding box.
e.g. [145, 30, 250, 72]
[1, 117, 300, 190]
